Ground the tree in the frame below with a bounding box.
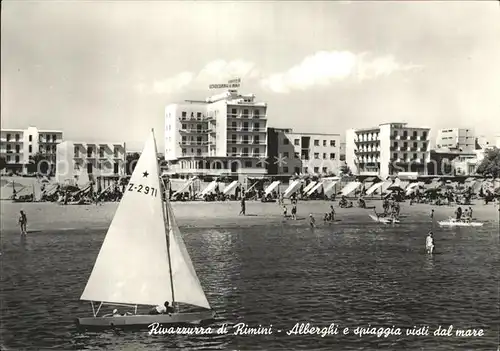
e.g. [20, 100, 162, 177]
[125, 152, 140, 175]
[339, 164, 351, 176]
[476, 147, 500, 178]
[28, 152, 51, 175]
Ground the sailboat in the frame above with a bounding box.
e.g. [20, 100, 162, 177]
[77, 130, 215, 327]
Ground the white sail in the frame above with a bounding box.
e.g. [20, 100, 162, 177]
[166, 201, 211, 309]
[81, 131, 173, 306]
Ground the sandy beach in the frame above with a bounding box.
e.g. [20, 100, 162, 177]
[1, 199, 499, 233]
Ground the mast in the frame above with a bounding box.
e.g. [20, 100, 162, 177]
[152, 129, 176, 305]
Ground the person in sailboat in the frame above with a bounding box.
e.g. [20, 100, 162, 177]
[150, 301, 175, 315]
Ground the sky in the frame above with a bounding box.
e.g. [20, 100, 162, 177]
[2, 1, 500, 151]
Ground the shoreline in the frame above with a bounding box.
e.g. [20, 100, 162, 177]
[1, 199, 498, 233]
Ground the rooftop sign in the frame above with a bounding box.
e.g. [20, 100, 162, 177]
[209, 78, 241, 89]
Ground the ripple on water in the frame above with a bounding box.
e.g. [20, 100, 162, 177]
[1, 214, 499, 350]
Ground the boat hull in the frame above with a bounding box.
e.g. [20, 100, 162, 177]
[438, 221, 483, 227]
[369, 214, 400, 224]
[77, 310, 216, 328]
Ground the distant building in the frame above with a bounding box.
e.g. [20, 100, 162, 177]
[56, 141, 126, 185]
[164, 90, 267, 179]
[435, 128, 475, 151]
[428, 149, 478, 176]
[346, 122, 431, 178]
[0, 126, 63, 175]
[266, 128, 302, 177]
[267, 130, 341, 176]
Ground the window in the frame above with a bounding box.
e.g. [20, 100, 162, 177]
[254, 122, 260, 131]
[87, 162, 93, 174]
[393, 153, 397, 159]
[413, 131, 418, 137]
[254, 148, 259, 156]
[46, 145, 51, 153]
[403, 142, 408, 148]
[232, 147, 237, 155]
[243, 109, 249, 117]
[197, 112, 202, 119]
[15, 134, 20, 141]
[6, 133, 10, 141]
[294, 152, 300, 159]
[413, 153, 417, 159]
[231, 134, 236, 142]
[393, 142, 397, 148]
[323, 140, 326, 146]
[322, 153, 326, 159]
[314, 167, 319, 173]
[393, 131, 398, 137]
[243, 147, 249, 156]
[314, 140, 319, 146]
[15, 156, 20, 163]
[52, 134, 57, 142]
[114, 162, 119, 174]
[74, 146, 79, 157]
[403, 153, 408, 159]
[245, 161, 252, 168]
[322, 167, 327, 173]
[283, 138, 289, 145]
[314, 153, 319, 159]
[330, 153, 336, 160]
[243, 122, 249, 131]
[254, 109, 260, 118]
[7, 156, 11, 161]
[29, 135, 32, 142]
[6, 144, 11, 151]
[243, 135, 249, 144]
[15, 145, 20, 153]
[422, 132, 428, 139]
[99, 146, 105, 157]
[413, 142, 418, 148]
[284, 152, 289, 158]
[253, 136, 260, 144]
[197, 149, 202, 156]
[294, 139, 300, 146]
[304, 167, 308, 173]
[182, 124, 187, 130]
[330, 140, 335, 147]
[29, 145, 32, 153]
[232, 121, 237, 130]
[87, 147, 93, 157]
[181, 111, 187, 118]
[283, 166, 289, 173]
[294, 167, 300, 174]
[182, 149, 186, 156]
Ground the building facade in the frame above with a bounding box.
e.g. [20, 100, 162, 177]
[436, 128, 475, 151]
[56, 141, 126, 185]
[269, 131, 341, 176]
[266, 128, 302, 177]
[164, 90, 267, 179]
[0, 126, 63, 175]
[346, 122, 431, 178]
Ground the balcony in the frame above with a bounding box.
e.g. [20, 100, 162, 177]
[227, 113, 265, 119]
[179, 141, 209, 146]
[179, 128, 209, 134]
[410, 147, 418, 152]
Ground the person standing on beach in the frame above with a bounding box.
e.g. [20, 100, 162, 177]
[430, 209, 434, 219]
[291, 202, 297, 220]
[239, 197, 246, 216]
[18, 210, 27, 235]
[330, 206, 335, 221]
[426, 232, 434, 254]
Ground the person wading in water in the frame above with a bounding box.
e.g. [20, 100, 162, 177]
[19, 210, 27, 235]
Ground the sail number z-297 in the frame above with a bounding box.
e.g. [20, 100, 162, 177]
[127, 183, 159, 197]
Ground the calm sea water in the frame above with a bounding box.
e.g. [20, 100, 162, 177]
[1, 212, 499, 350]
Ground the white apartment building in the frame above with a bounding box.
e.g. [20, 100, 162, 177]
[56, 141, 126, 185]
[164, 90, 267, 178]
[346, 122, 431, 178]
[0, 126, 63, 175]
[284, 132, 341, 176]
[436, 128, 475, 151]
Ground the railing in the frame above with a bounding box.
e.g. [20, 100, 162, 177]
[227, 113, 265, 119]
[179, 141, 210, 146]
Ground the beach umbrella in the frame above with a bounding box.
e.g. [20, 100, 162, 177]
[387, 185, 404, 192]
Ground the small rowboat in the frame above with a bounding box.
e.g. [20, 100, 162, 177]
[438, 218, 484, 227]
[369, 214, 400, 224]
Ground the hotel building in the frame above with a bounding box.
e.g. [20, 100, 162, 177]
[164, 90, 268, 179]
[0, 126, 63, 175]
[435, 128, 475, 151]
[55, 141, 126, 185]
[267, 129, 341, 176]
[345, 122, 431, 178]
